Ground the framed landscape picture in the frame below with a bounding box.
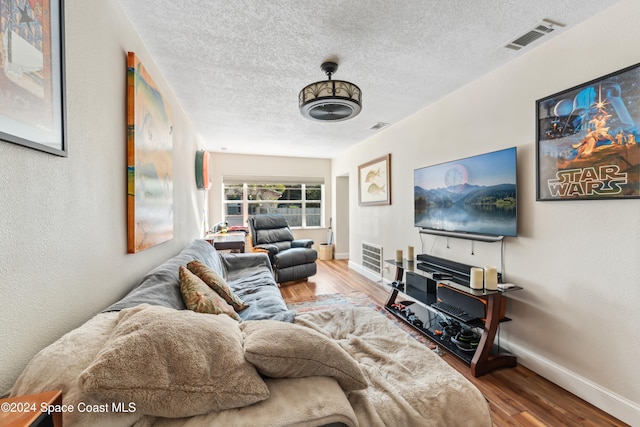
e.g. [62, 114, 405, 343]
[536, 63, 640, 201]
[358, 154, 391, 206]
[0, 0, 66, 156]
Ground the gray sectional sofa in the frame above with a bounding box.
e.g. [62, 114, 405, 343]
[105, 238, 295, 322]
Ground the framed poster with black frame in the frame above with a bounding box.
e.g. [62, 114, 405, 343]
[0, 0, 67, 156]
[536, 62, 640, 201]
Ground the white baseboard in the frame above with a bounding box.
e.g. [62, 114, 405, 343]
[348, 260, 387, 284]
[510, 342, 640, 426]
[347, 261, 640, 426]
[334, 252, 349, 260]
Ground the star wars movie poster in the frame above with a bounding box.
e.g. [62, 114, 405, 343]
[536, 63, 640, 200]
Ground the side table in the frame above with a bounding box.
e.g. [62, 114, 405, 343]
[205, 232, 246, 253]
[0, 390, 63, 427]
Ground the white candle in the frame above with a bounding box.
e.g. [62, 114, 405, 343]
[395, 249, 403, 263]
[484, 266, 498, 290]
[470, 267, 484, 289]
[407, 246, 414, 261]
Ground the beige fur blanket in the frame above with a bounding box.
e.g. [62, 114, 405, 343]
[295, 307, 492, 427]
[11, 306, 490, 427]
[11, 310, 357, 427]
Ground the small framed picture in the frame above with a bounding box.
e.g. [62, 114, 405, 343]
[358, 154, 391, 206]
[0, 0, 67, 156]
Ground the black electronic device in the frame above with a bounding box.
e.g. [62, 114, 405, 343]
[400, 307, 413, 317]
[405, 271, 437, 305]
[431, 301, 479, 323]
[450, 330, 480, 352]
[417, 253, 502, 286]
[391, 280, 405, 291]
[432, 273, 454, 280]
[414, 147, 517, 238]
[434, 283, 486, 321]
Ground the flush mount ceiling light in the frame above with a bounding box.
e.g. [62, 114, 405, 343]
[299, 61, 362, 122]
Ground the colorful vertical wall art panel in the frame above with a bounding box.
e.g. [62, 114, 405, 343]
[127, 52, 173, 253]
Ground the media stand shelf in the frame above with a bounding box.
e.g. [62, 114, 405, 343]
[384, 257, 522, 377]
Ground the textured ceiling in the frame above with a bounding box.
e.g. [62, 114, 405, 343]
[117, 0, 621, 158]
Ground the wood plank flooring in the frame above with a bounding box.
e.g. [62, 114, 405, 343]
[280, 259, 629, 427]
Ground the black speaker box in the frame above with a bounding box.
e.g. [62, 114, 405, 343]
[405, 271, 437, 305]
[437, 284, 487, 320]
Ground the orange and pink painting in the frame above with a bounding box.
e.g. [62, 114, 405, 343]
[127, 52, 173, 253]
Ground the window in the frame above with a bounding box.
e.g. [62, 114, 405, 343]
[222, 181, 324, 228]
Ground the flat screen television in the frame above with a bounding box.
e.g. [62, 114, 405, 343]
[414, 147, 517, 238]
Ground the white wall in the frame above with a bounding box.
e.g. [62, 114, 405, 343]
[1, 1, 637, 422]
[207, 152, 332, 246]
[0, 1, 204, 393]
[334, 175, 350, 258]
[333, 0, 640, 423]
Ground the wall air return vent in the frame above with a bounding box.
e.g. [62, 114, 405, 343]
[505, 18, 565, 51]
[362, 242, 383, 275]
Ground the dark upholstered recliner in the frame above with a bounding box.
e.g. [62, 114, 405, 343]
[248, 214, 317, 283]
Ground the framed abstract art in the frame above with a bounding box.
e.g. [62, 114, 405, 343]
[0, 0, 66, 156]
[127, 52, 174, 253]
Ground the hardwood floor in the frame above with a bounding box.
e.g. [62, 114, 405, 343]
[280, 259, 628, 427]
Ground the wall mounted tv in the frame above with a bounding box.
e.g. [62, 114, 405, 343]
[414, 147, 517, 238]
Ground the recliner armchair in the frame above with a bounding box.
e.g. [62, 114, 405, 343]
[248, 214, 317, 283]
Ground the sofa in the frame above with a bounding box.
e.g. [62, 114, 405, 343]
[103, 239, 294, 322]
[10, 239, 492, 426]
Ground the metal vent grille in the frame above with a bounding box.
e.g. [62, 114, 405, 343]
[370, 122, 389, 131]
[362, 242, 383, 275]
[511, 29, 548, 47]
[505, 19, 564, 51]
[535, 24, 554, 33]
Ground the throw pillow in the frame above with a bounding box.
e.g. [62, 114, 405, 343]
[187, 260, 249, 312]
[79, 304, 269, 417]
[179, 266, 241, 321]
[241, 320, 368, 391]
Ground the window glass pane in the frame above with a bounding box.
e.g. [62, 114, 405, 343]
[248, 202, 268, 216]
[306, 202, 321, 227]
[248, 202, 302, 226]
[224, 184, 243, 200]
[276, 203, 302, 226]
[223, 203, 243, 226]
[281, 184, 302, 201]
[247, 184, 284, 201]
[305, 185, 322, 200]
[224, 181, 323, 228]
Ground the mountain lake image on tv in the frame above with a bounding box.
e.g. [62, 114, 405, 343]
[414, 147, 517, 237]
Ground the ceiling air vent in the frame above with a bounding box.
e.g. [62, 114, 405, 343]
[369, 122, 389, 131]
[505, 18, 565, 51]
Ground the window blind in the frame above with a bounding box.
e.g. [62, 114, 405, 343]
[222, 175, 324, 185]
